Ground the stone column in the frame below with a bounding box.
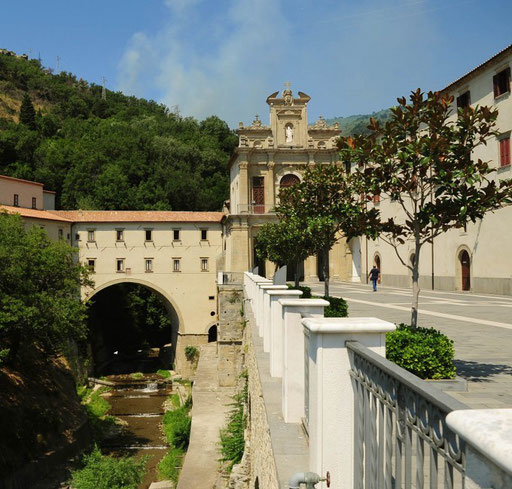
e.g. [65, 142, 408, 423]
[303, 317, 395, 489]
[266, 159, 275, 210]
[279, 298, 329, 423]
[239, 161, 249, 213]
[447, 409, 512, 489]
[304, 255, 318, 282]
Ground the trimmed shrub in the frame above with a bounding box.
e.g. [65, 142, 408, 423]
[321, 296, 348, 317]
[287, 284, 312, 298]
[386, 324, 456, 380]
[69, 446, 146, 489]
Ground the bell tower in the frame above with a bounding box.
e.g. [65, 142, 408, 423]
[267, 83, 311, 148]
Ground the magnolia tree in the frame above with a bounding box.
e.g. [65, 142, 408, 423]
[339, 89, 512, 328]
[275, 164, 378, 296]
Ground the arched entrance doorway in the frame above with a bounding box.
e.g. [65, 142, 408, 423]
[87, 281, 179, 375]
[459, 250, 471, 291]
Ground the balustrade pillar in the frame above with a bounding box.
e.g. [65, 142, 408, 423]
[447, 409, 512, 489]
[258, 285, 289, 348]
[302, 317, 395, 489]
[279, 298, 329, 422]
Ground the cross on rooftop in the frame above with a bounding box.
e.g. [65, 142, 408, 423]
[284, 81, 291, 90]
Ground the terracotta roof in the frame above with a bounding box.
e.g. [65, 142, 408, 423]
[441, 44, 512, 93]
[50, 210, 224, 223]
[0, 174, 44, 187]
[43, 189, 56, 194]
[0, 205, 72, 222]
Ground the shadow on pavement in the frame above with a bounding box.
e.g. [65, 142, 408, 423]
[455, 359, 512, 382]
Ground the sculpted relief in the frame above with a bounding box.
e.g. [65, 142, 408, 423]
[285, 125, 293, 143]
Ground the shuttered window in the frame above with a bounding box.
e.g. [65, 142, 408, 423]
[499, 137, 511, 167]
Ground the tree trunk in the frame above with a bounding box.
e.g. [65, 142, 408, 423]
[411, 244, 421, 328]
[323, 246, 330, 297]
[294, 262, 300, 288]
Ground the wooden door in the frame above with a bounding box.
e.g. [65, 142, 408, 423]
[460, 250, 470, 291]
[375, 255, 381, 284]
[252, 177, 264, 214]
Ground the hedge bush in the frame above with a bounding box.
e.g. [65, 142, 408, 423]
[321, 296, 348, 317]
[386, 324, 456, 380]
[162, 405, 191, 450]
[287, 284, 312, 298]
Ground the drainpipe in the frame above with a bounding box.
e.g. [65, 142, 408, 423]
[288, 471, 330, 489]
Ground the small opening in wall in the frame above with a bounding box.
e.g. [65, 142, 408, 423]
[209, 296, 215, 300]
[210, 311, 215, 316]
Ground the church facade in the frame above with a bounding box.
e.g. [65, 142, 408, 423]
[222, 85, 355, 282]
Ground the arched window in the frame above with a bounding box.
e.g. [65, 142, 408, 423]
[280, 174, 300, 189]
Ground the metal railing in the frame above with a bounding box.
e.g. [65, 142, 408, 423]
[347, 341, 468, 489]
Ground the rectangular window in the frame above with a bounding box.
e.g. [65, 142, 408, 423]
[145, 229, 152, 241]
[116, 229, 124, 241]
[456, 91, 470, 110]
[32, 197, 37, 209]
[494, 68, 510, 98]
[87, 259, 95, 271]
[173, 229, 180, 241]
[201, 258, 209, 271]
[87, 229, 95, 242]
[13, 194, 19, 206]
[373, 193, 381, 204]
[145, 258, 153, 272]
[201, 229, 208, 241]
[499, 137, 511, 167]
[173, 258, 181, 272]
[116, 259, 125, 272]
[75, 233, 80, 241]
[58, 228, 64, 239]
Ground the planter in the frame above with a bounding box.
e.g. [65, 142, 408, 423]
[425, 376, 467, 392]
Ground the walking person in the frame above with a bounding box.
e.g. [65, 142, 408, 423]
[369, 264, 380, 292]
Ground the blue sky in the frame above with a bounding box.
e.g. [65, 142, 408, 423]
[2, 0, 511, 127]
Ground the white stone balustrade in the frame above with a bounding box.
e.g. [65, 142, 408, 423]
[279, 298, 329, 423]
[265, 290, 303, 367]
[302, 317, 395, 489]
[446, 409, 512, 489]
[258, 285, 288, 343]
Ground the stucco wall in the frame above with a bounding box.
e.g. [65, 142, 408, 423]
[0, 177, 44, 209]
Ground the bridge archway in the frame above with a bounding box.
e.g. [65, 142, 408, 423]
[85, 278, 182, 375]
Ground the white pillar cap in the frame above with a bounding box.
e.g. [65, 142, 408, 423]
[279, 298, 329, 307]
[302, 317, 396, 334]
[267, 289, 303, 296]
[446, 409, 512, 476]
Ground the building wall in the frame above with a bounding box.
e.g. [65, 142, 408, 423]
[24, 217, 71, 242]
[358, 50, 512, 294]
[0, 176, 44, 209]
[73, 221, 222, 338]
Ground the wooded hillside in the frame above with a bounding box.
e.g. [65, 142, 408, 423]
[0, 52, 237, 211]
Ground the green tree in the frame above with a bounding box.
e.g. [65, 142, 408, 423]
[0, 213, 93, 364]
[276, 165, 377, 296]
[254, 219, 312, 287]
[339, 89, 512, 328]
[19, 92, 36, 130]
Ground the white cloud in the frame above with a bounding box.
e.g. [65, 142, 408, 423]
[117, 0, 291, 126]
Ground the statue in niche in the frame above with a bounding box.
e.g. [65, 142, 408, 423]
[285, 125, 293, 143]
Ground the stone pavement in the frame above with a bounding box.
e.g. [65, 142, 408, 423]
[177, 343, 235, 489]
[305, 281, 512, 409]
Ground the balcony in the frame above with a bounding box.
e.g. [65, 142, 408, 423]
[235, 204, 276, 214]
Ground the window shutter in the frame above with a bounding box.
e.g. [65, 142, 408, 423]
[506, 138, 511, 166]
[494, 74, 499, 97]
[507, 68, 511, 94]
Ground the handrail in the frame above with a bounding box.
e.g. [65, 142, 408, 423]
[346, 340, 468, 413]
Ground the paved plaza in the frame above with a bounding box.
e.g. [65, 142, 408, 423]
[305, 281, 512, 409]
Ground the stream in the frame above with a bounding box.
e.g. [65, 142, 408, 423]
[101, 374, 173, 489]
